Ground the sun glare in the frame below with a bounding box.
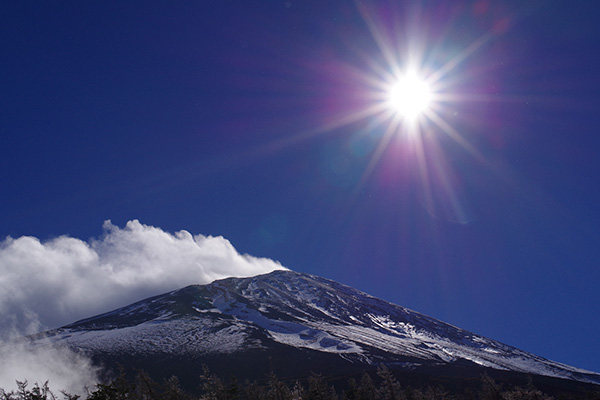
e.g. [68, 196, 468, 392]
[301, 2, 506, 223]
[387, 72, 431, 121]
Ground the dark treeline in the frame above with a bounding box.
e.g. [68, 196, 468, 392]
[2, 365, 600, 400]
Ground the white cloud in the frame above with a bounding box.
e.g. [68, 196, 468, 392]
[0, 219, 286, 331]
[0, 339, 100, 396]
[0, 219, 287, 394]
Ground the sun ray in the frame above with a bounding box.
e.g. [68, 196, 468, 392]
[319, 103, 389, 133]
[413, 126, 435, 213]
[356, 2, 402, 76]
[425, 109, 486, 163]
[427, 31, 494, 87]
[353, 114, 403, 194]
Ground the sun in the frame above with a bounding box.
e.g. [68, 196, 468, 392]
[387, 72, 431, 122]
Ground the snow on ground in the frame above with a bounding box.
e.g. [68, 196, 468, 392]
[57, 317, 262, 356]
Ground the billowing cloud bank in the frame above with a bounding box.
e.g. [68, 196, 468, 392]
[0, 220, 286, 394]
[0, 219, 286, 332]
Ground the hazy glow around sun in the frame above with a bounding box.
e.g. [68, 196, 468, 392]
[387, 72, 431, 121]
[312, 1, 501, 223]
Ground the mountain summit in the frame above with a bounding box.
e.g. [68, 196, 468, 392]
[41, 270, 600, 387]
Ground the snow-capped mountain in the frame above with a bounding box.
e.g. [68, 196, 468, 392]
[40, 270, 600, 386]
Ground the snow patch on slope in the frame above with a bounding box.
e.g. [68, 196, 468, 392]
[58, 317, 262, 356]
[212, 291, 360, 353]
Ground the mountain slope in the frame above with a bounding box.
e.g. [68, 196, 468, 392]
[41, 270, 600, 386]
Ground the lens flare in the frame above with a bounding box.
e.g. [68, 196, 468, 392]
[301, 1, 512, 226]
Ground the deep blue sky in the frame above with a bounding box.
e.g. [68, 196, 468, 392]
[2, 1, 600, 372]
